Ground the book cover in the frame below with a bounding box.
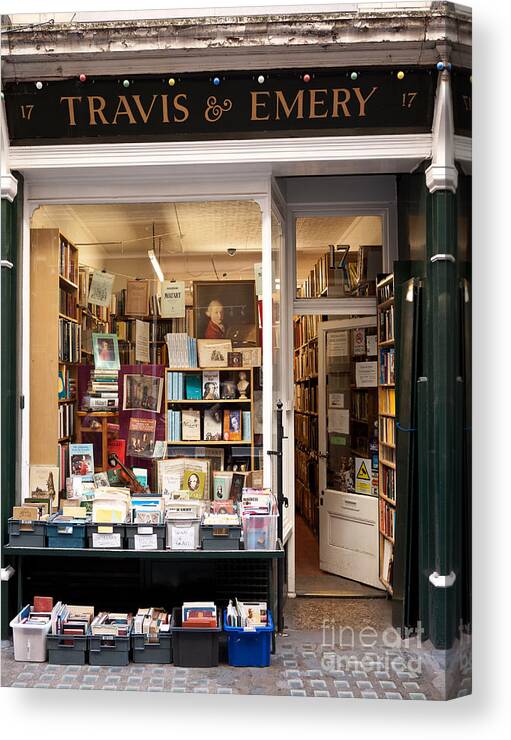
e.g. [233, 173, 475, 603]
[182, 469, 206, 499]
[126, 418, 156, 458]
[213, 471, 233, 500]
[202, 371, 220, 400]
[185, 373, 202, 400]
[108, 438, 126, 465]
[223, 409, 241, 441]
[181, 409, 201, 441]
[204, 407, 222, 441]
[69, 443, 95, 482]
[28, 465, 59, 511]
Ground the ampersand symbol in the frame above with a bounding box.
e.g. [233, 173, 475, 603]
[204, 96, 233, 123]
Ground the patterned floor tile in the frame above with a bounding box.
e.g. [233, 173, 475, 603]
[385, 692, 403, 700]
[290, 689, 307, 697]
[337, 691, 354, 698]
[408, 692, 427, 700]
[361, 691, 379, 699]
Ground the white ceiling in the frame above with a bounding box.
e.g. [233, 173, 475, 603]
[32, 202, 382, 282]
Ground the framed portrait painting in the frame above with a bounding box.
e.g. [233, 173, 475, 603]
[193, 280, 259, 347]
[92, 332, 120, 370]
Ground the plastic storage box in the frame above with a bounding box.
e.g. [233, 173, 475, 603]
[224, 610, 274, 667]
[47, 517, 87, 548]
[88, 632, 131, 666]
[131, 632, 172, 663]
[8, 519, 46, 547]
[170, 607, 222, 667]
[10, 605, 52, 662]
[166, 516, 200, 550]
[126, 523, 165, 551]
[200, 523, 241, 551]
[47, 633, 89, 665]
[87, 523, 125, 549]
[242, 514, 278, 550]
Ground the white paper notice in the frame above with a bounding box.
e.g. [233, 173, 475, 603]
[329, 392, 345, 409]
[353, 328, 366, 355]
[327, 331, 349, 357]
[92, 533, 121, 548]
[356, 361, 378, 388]
[134, 534, 158, 550]
[88, 271, 115, 307]
[366, 334, 377, 356]
[161, 280, 185, 318]
[171, 525, 197, 550]
[135, 320, 150, 363]
[254, 263, 263, 297]
[328, 408, 350, 434]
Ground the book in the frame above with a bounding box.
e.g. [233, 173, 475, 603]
[182, 469, 206, 499]
[28, 465, 59, 512]
[182, 409, 201, 441]
[126, 418, 156, 458]
[204, 407, 222, 441]
[197, 339, 231, 368]
[202, 371, 220, 400]
[242, 411, 252, 441]
[33, 596, 54, 612]
[223, 409, 241, 441]
[108, 438, 126, 465]
[213, 471, 233, 500]
[185, 373, 202, 400]
[69, 443, 95, 482]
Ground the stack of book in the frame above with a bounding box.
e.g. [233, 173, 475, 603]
[83, 369, 119, 410]
[225, 598, 268, 627]
[240, 488, 275, 516]
[133, 608, 170, 641]
[51, 604, 94, 636]
[181, 602, 217, 628]
[165, 333, 198, 368]
[90, 612, 132, 637]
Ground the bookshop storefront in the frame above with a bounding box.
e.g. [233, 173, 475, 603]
[1, 7, 472, 654]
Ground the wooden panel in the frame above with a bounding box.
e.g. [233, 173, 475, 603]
[30, 229, 59, 465]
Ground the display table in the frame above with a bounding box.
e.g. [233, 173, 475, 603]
[2, 544, 285, 648]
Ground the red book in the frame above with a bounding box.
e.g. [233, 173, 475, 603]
[33, 596, 53, 612]
[108, 438, 126, 465]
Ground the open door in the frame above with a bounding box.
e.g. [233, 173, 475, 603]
[318, 318, 384, 590]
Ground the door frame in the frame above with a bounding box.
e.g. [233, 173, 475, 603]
[317, 316, 381, 587]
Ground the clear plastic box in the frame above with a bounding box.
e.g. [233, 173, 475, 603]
[10, 605, 53, 662]
[242, 513, 278, 551]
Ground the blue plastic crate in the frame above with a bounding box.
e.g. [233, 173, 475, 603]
[47, 519, 87, 549]
[223, 610, 273, 667]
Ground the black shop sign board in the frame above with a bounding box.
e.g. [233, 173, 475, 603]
[4, 67, 438, 145]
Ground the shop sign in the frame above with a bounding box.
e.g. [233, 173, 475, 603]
[4, 67, 436, 145]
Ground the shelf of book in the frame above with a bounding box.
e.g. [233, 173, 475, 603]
[377, 274, 396, 595]
[165, 366, 257, 472]
[31, 229, 81, 493]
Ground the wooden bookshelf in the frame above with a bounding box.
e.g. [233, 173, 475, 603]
[165, 367, 257, 472]
[377, 273, 396, 595]
[31, 229, 80, 493]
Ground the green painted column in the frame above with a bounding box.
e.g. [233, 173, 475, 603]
[422, 188, 463, 649]
[1, 173, 21, 640]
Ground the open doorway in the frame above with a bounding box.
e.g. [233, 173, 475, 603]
[293, 214, 387, 598]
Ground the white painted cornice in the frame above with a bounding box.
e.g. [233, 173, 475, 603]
[425, 70, 458, 194]
[1, 174, 18, 202]
[1, 96, 18, 201]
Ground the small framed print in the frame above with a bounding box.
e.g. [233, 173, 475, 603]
[92, 333, 120, 371]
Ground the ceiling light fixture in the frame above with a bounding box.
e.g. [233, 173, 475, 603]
[147, 249, 164, 282]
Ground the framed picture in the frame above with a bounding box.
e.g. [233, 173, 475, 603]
[193, 280, 259, 347]
[92, 332, 120, 371]
[197, 339, 232, 368]
[123, 374, 163, 414]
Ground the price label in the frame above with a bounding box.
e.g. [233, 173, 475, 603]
[134, 534, 158, 550]
[92, 533, 121, 548]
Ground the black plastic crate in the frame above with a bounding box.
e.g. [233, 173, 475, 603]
[200, 524, 241, 551]
[131, 632, 172, 664]
[8, 519, 46, 547]
[125, 524, 165, 551]
[170, 607, 222, 667]
[88, 633, 131, 666]
[47, 633, 88, 665]
[87, 524, 126, 550]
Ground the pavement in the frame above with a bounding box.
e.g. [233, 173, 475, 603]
[1, 597, 472, 700]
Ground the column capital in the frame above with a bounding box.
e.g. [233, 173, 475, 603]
[425, 70, 458, 194]
[1, 173, 18, 202]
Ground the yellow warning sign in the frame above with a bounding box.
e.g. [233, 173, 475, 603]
[355, 457, 372, 495]
[356, 460, 370, 480]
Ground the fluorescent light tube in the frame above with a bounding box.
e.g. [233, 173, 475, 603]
[147, 249, 164, 282]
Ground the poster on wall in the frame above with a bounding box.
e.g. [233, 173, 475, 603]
[327, 331, 349, 357]
[88, 270, 115, 307]
[161, 280, 186, 318]
[353, 328, 366, 356]
[123, 374, 163, 414]
[355, 361, 378, 388]
[135, 320, 150, 363]
[126, 279, 149, 316]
